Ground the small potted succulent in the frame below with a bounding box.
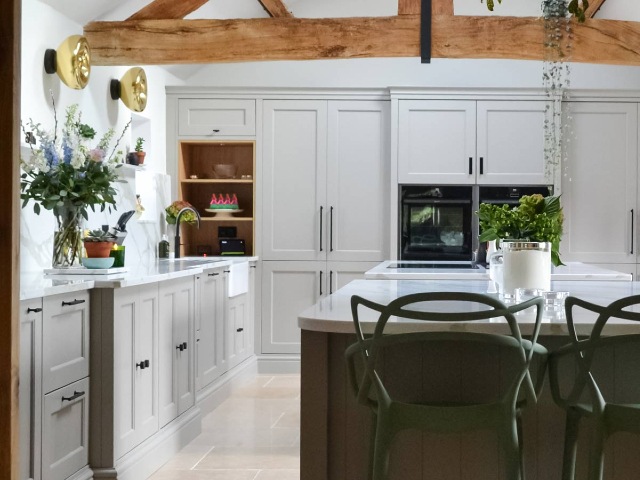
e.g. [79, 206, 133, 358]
[83, 229, 118, 258]
[135, 137, 146, 165]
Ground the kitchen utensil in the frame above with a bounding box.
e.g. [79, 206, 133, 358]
[109, 210, 135, 245]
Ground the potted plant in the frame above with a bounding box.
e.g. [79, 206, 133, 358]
[83, 229, 118, 258]
[135, 137, 146, 165]
[477, 194, 564, 293]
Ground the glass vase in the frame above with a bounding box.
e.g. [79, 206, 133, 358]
[52, 207, 84, 268]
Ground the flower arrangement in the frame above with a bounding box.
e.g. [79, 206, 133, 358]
[165, 200, 198, 225]
[477, 194, 564, 266]
[20, 97, 130, 267]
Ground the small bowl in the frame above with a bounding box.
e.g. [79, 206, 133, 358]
[82, 257, 115, 269]
[212, 164, 237, 179]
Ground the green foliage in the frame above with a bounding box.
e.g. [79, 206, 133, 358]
[83, 229, 118, 242]
[477, 194, 564, 266]
[135, 137, 145, 152]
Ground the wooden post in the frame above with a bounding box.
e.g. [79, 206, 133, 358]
[0, 0, 21, 477]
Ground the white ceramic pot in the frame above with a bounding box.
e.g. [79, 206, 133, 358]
[501, 241, 551, 296]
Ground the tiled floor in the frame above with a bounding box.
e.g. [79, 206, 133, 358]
[149, 375, 301, 480]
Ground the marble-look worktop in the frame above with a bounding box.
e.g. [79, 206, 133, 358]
[20, 256, 258, 300]
[365, 260, 633, 281]
[298, 279, 640, 336]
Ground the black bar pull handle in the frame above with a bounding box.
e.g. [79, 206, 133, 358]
[330, 271, 333, 295]
[330, 206, 334, 252]
[479, 157, 484, 175]
[27, 307, 42, 313]
[469, 157, 473, 175]
[208, 272, 220, 276]
[319, 271, 323, 296]
[319, 206, 324, 252]
[236, 327, 244, 332]
[62, 390, 85, 402]
[62, 298, 86, 307]
[632, 209, 635, 255]
[250, 265, 257, 268]
[211, 129, 220, 134]
[176, 344, 185, 352]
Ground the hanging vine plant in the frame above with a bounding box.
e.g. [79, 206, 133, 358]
[483, 0, 589, 21]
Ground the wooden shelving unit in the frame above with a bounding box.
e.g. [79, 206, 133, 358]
[178, 140, 256, 256]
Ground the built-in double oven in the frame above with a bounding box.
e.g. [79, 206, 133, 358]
[399, 185, 553, 263]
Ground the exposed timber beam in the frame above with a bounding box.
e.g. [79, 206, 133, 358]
[84, 15, 640, 67]
[257, 0, 293, 18]
[433, 0, 454, 16]
[586, 0, 607, 18]
[127, 0, 208, 21]
[398, 0, 420, 15]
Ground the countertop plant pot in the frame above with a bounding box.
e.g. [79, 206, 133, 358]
[84, 241, 115, 258]
[136, 151, 146, 165]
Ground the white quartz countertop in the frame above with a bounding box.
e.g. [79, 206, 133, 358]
[298, 279, 640, 336]
[365, 261, 633, 281]
[20, 256, 258, 300]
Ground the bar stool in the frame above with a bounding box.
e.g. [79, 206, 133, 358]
[345, 292, 548, 480]
[548, 295, 640, 480]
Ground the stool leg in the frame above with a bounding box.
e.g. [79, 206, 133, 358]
[562, 409, 581, 480]
[372, 414, 394, 480]
[587, 421, 606, 480]
[368, 413, 377, 480]
[516, 411, 526, 480]
[501, 417, 522, 480]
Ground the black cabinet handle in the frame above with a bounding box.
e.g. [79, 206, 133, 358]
[632, 209, 635, 255]
[176, 344, 185, 352]
[319, 206, 324, 252]
[27, 307, 42, 313]
[330, 206, 334, 252]
[183, 342, 188, 350]
[223, 270, 230, 273]
[136, 361, 146, 370]
[479, 157, 484, 175]
[469, 157, 473, 175]
[62, 390, 85, 402]
[319, 271, 323, 296]
[145, 359, 150, 368]
[250, 265, 256, 269]
[236, 327, 244, 332]
[211, 129, 220, 134]
[208, 272, 220, 276]
[62, 299, 86, 307]
[330, 271, 333, 295]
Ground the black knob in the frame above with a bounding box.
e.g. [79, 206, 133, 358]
[176, 344, 184, 351]
[237, 328, 244, 332]
[144, 359, 150, 368]
[182, 342, 188, 350]
[136, 361, 145, 369]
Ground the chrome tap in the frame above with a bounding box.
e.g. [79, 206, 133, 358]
[174, 207, 201, 258]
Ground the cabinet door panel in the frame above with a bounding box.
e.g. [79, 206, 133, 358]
[136, 285, 159, 444]
[42, 291, 89, 394]
[178, 99, 256, 136]
[327, 261, 380, 295]
[561, 102, 638, 263]
[398, 100, 476, 184]
[42, 378, 89, 480]
[476, 101, 549, 185]
[261, 261, 322, 354]
[197, 269, 225, 390]
[262, 100, 328, 260]
[327, 101, 390, 261]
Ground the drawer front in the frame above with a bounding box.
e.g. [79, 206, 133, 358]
[178, 99, 256, 136]
[42, 378, 89, 480]
[42, 291, 90, 393]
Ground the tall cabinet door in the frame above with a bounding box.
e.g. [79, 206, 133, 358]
[476, 101, 549, 185]
[397, 100, 476, 184]
[196, 269, 226, 390]
[262, 100, 328, 260]
[327, 100, 390, 262]
[561, 102, 638, 264]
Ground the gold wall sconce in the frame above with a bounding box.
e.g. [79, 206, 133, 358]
[43, 35, 91, 90]
[110, 67, 148, 112]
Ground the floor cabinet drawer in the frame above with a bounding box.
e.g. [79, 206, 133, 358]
[178, 99, 256, 136]
[42, 292, 90, 393]
[42, 378, 89, 480]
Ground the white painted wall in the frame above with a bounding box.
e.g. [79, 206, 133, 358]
[20, 0, 185, 272]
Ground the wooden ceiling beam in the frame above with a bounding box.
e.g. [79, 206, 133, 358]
[84, 15, 640, 67]
[257, 0, 293, 18]
[433, 0, 454, 16]
[398, 0, 420, 15]
[586, 0, 607, 18]
[127, 0, 209, 21]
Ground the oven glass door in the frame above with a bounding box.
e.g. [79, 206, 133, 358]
[401, 200, 473, 261]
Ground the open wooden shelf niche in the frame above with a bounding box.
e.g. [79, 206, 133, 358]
[178, 140, 256, 256]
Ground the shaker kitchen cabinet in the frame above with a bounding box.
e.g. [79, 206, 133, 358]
[397, 100, 549, 185]
[262, 99, 390, 262]
[560, 102, 638, 264]
[178, 98, 256, 137]
[158, 276, 196, 427]
[112, 284, 159, 460]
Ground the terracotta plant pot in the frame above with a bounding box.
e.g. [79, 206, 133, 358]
[84, 241, 115, 258]
[136, 151, 146, 165]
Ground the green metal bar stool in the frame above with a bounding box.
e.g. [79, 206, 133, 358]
[345, 292, 548, 480]
[548, 294, 640, 480]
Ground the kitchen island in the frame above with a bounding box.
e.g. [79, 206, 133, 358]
[298, 279, 640, 480]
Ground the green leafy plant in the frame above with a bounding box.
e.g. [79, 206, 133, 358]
[20, 98, 130, 221]
[83, 229, 118, 243]
[477, 194, 564, 266]
[135, 137, 145, 153]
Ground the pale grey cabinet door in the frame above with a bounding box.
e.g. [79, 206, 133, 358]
[178, 99, 256, 137]
[327, 100, 390, 262]
[227, 292, 250, 368]
[398, 99, 476, 184]
[326, 261, 381, 295]
[262, 100, 328, 261]
[476, 100, 549, 185]
[561, 102, 638, 264]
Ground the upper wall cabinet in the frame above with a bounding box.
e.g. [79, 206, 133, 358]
[397, 100, 550, 185]
[178, 99, 256, 137]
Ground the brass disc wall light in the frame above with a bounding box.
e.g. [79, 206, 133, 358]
[110, 67, 147, 112]
[43, 35, 91, 89]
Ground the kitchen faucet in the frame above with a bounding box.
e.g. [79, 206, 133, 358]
[174, 207, 201, 258]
